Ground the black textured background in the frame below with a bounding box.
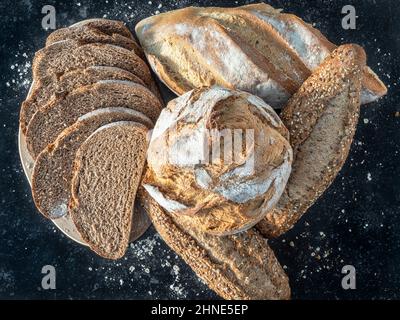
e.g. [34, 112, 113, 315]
[0, 0, 399, 300]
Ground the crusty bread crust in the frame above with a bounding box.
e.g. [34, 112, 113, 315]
[257, 44, 366, 238]
[69, 18, 134, 40]
[138, 188, 291, 300]
[46, 24, 144, 58]
[143, 86, 293, 236]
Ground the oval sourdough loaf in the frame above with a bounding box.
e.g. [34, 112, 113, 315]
[20, 66, 146, 135]
[32, 107, 153, 220]
[46, 24, 144, 58]
[138, 189, 290, 300]
[69, 121, 149, 260]
[256, 44, 366, 238]
[32, 39, 153, 89]
[143, 86, 293, 235]
[135, 3, 386, 107]
[26, 80, 162, 158]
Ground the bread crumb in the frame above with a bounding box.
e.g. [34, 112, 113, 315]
[367, 173, 372, 181]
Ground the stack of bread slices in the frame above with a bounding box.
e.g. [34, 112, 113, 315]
[20, 19, 163, 259]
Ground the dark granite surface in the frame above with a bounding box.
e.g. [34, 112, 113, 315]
[0, 0, 399, 299]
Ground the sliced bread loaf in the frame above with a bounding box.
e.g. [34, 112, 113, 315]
[32, 107, 153, 219]
[20, 66, 146, 135]
[256, 44, 365, 237]
[69, 121, 148, 259]
[46, 24, 145, 59]
[26, 80, 162, 158]
[32, 40, 152, 89]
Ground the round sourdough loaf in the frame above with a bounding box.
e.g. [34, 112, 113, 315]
[143, 86, 293, 235]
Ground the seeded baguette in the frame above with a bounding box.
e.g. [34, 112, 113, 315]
[32, 40, 153, 89]
[20, 66, 146, 135]
[26, 80, 162, 158]
[70, 122, 148, 259]
[46, 24, 145, 59]
[256, 44, 366, 238]
[138, 189, 290, 300]
[32, 107, 153, 219]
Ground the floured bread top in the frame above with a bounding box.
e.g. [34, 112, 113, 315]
[135, 3, 386, 107]
[144, 86, 293, 235]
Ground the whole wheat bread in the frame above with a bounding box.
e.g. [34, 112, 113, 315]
[32, 40, 152, 89]
[256, 44, 365, 237]
[26, 80, 162, 158]
[46, 24, 145, 59]
[32, 107, 153, 219]
[135, 3, 386, 106]
[138, 189, 290, 300]
[20, 66, 146, 134]
[69, 121, 148, 259]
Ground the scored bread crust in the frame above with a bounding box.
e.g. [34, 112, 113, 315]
[69, 121, 149, 260]
[20, 66, 146, 135]
[46, 24, 145, 59]
[32, 107, 153, 220]
[138, 188, 290, 300]
[135, 3, 386, 106]
[256, 44, 366, 238]
[32, 40, 153, 89]
[26, 80, 162, 158]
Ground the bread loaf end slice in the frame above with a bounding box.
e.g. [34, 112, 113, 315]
[257, 44, 366, 238]
[68, 18, 134, 40]
[32, 40, 152, 89]
[69, 121, 148, 259]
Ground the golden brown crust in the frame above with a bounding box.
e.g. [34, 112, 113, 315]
[135, 4, 386, 105]
[138, 188, 291, 300]
[257, 44, 366, 238]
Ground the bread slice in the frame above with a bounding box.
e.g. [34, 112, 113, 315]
[256, 44, 366, 238]
[32, 107, 153, 219]
[46, 24, 145, 59]
[135, 4, 386, 106]
[32, 40, 152, 88]
[69, 121, 148, 259]
[20, 66, 146, 135]
[68, 18, 134, 40]
[26, 80, 162, 158]
[138, 189, 290, 300]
